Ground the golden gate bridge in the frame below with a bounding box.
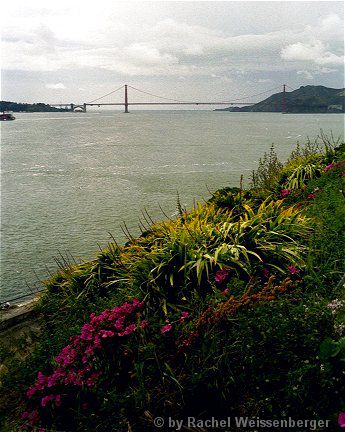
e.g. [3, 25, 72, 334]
[51, 84, 292, 113]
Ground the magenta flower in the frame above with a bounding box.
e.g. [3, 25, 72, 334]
[180, 312, 189, 321]
[324, 163, 334, 172]
[140, 320, 149, 328]
[338, 413, 345, 427]
[215, 268, 230, 285]
[26, 387, 37, 399]
[161, 323, 172, 334]
[288, 265, 299, 275]
[280, 189, 292, 198]
[41, 394, 54, 407]
[23, 298, 146, 428]
[222, 288, 230, 296]
[99, 330, 115, 338]
[23, 410, 39, 424]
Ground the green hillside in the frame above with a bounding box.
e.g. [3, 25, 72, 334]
[0, 101, 68, 112]
[216, 85, 345, 113]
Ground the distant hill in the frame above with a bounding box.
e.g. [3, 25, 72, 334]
[0, 101, 68, 112]
[215, 85, 345, 113]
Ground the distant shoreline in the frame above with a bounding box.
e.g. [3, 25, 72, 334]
[0, 101, 68, 113]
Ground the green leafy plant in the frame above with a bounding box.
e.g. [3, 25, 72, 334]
[282, 163, 323, 189]
[251, 144, 283, 190]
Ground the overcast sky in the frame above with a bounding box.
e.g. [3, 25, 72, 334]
[1, 1, 344, 106]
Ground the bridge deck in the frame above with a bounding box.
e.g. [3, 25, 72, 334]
[51, 102, 254, 106]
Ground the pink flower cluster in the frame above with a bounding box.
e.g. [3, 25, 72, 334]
[288, 265, 299, 275]
[280, 189, 292, 198]
[215, 268, 231, 285]
[324, 163, 335, 172]
[338, 412, 345, 427]
[325, 161, 345, 173]
[22, 299, 145, 428]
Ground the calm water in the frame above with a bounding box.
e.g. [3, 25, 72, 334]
[1, 111, 344, 302]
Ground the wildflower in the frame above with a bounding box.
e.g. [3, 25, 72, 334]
[307, 193, 316, 200]
[180, 311, 189, 321]
[335, 323, 345, 335]
[215, 268, 230, 285]
[41, 394, 55, 407]
[161, 323, 172, 334]
[338, 413, 345, 427]
[118, 323, 137, 337]
[222, 288, 230, 296]
[280, 189, 292, 198]
[37, 371, 47, 386]
[98, 329, 115, 338]
[80, 323, 95, 341]
[140, 320, 149, 328]
[27, 386, 37, 398]
[324, 163, 334, 172]
[327, 299, 345, 314]
[23, 298, 145, 426]
[288, 265, 299, 275]
[85, 346, 94, 356]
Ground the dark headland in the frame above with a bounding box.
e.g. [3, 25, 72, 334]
[0, 101, 68, 112]
[215, 85, 345, 113]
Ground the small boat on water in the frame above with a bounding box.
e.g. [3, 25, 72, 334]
[0, 111, 16, 121]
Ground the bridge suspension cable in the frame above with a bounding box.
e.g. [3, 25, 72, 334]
[87, 85, 125, 103]
[127, 85, 189, 103]
[218, 85, 283, 103]
[128, 83, 284, 104]
[78, 82, 293, 113]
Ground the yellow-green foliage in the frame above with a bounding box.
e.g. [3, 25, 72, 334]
[43, 199, 311, 310]
[282, 162, 323, 189]
[121, 200, 311, 303]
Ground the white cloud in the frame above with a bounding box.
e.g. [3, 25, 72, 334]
[319, 13, 344, 41]
[45, 83, 66, 89]
[281, 40, 344, 66]
[297, 70, 314, 80]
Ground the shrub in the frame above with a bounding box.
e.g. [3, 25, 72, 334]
[251, 144, 283, 190]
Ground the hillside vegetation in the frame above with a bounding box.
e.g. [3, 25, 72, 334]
[0, 101, 68, 113]
[0, 133, 344, 431]
[216, 85, 345, 113]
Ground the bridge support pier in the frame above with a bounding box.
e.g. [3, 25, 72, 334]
[124, 84, 129, 113]
[70, 104, 86, 112]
